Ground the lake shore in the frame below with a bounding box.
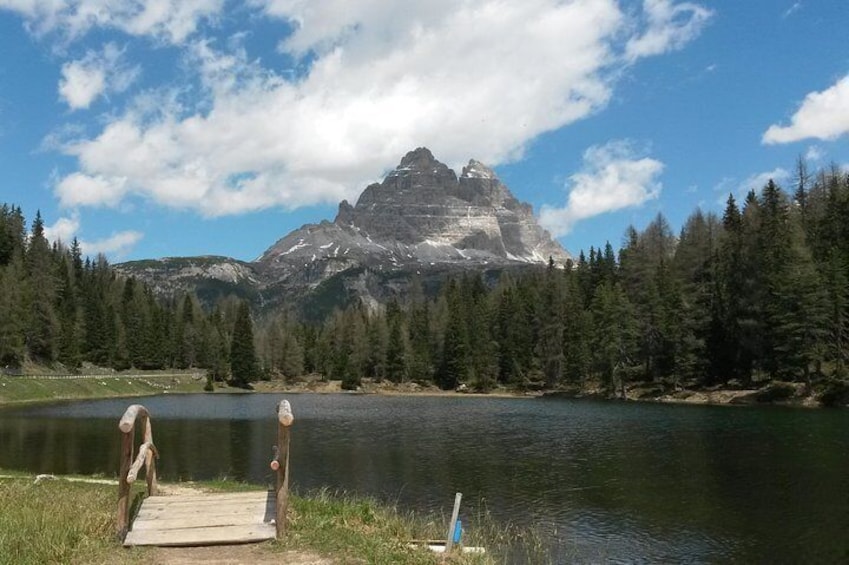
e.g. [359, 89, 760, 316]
[2, 370, 846, 408]
[252, 375, 849, 408]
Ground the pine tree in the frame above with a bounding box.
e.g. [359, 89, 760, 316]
[385, 300, 408, 383]
[229, 301, 259, 388]
[24, 211, 58, 363]
[822, 250, 849, 378]
[0, 256, 26, 366]
[56, 257, 81, 370]
[562, 269, 590, 384]
[437, 280, 468, 389]
[590, 281, 637, 396]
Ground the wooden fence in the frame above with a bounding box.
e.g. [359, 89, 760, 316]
[116, 404, 158, 539]
[272, 400, 293, 536]
[116, 400, 293, 542]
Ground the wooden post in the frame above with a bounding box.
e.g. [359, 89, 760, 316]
[275, 400, 293, 538]
[116, 404, 156, 539]
[142, 412, 158, 496]
[116, 426, 133, 539]
[444, 492, 463, 554]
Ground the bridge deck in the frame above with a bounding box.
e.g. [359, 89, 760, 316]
[123, 491, 276, 547]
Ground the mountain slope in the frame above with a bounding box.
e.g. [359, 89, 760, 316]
[117, 148, 569, 314]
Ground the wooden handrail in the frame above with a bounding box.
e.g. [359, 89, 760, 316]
[116, 404, 158, 540]
[275, 400, 293, 537]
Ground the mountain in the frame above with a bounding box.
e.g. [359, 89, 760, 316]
[117, 148, 570, 316]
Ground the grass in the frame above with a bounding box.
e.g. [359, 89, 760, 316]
[0, 475, 149, 565]
[0, 373, 206, 406]
[0, 472, 545, 564]
[281, 489, 479, 564]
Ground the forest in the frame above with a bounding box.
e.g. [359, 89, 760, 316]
[1, 161, 848, 400]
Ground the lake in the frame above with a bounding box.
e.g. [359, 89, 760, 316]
[1, 393, 847, 563]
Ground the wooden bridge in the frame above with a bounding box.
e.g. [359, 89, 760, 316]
[116, 401, 293, 547]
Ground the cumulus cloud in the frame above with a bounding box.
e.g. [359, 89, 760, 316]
[805, 145, 825, 162]
[50, 0, 708, 217]
[737, 167, 790, 195]
[539, 140, 664, 238]
[43, 213, 142, 258]
[44, 214, 81, 245]
[56, 172, 128, 208]
[0, 0, 223, 44]
[624, 0, 712, 61]
[58, 43, 139, 109]
[81, 230, 144, 258]
[763, 75, 849, 144]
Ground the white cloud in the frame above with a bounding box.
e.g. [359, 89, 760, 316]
[763, 75, 849, 144]
[805, 145, 825, 162]
[43, 213, 142, 258]
[51, 0, 708, 217]
[624, 0, 712, 61]
[782, 2, 802, 19]
[0, 0, 223, 44]
[737, 167, 789, 195]
[44, 214, 81, 245]
[58, 43, 139, 109]
[81, 230, 143, 258]
[539, 140, 664, 238]
[56, 172, 128, 208]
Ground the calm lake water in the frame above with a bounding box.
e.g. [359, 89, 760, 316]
[1, 393, 847, 563]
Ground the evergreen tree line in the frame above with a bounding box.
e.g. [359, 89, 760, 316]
[257, 164, 849, 393]
[0, 205, 259, 388]
[4, 161, 847, 396]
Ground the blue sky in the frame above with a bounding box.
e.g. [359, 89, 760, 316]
[0, 0, 847, 262]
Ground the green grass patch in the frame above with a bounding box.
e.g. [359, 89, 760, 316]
[1, 472, 542, 564]
[0, 374, 206, 406]
[280, 489, 457, 564]
[0, 475, 148, 565]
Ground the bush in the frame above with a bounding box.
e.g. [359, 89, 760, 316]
[754, 382, 797, 403]
[341, 373, 361, 390]
[818, 379, 849, 407]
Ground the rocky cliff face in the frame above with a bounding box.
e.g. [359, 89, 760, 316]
[118, 148, 569, 315]
[257, 148, 569, 276]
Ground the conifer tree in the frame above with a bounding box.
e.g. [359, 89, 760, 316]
[0, 256, 26, 366]
[24, 211, 58, 363]
[229, 301, 259, 388]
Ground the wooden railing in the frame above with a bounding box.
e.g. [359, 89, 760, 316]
[271, 400, 293, 537]
[116, 404, 158, 540]
[115, 400, 293, 541]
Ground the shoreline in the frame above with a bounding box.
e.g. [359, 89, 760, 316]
[2, 371, 846, 409]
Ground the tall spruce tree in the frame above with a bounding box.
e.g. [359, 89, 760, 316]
[24, 211, 58, 363]
[229, 301, 258, 388]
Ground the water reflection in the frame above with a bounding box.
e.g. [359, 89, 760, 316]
[1, 394, 848, 563]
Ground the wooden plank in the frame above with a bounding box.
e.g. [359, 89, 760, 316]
[141, 491, 272, 502]
[124, 491, 276, 546]
[124, 523, 276, 547]
[135, 503, 274, 522]
[136, 502, 273, 521]
[136, 504, 270, 517]
[131, 511, 273, 531]
[140, 492, 273, 506]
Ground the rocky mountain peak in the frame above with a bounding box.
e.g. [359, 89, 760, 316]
[260, 147, 569, 269]
[397, 147, 446, 172]
[119, 148, 572, 317]
[461, 159, 496, 180]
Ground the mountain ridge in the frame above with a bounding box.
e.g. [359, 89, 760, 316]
[117, 148, 570, 314]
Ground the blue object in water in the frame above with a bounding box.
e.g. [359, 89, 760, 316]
[453, 520, 462, 544]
